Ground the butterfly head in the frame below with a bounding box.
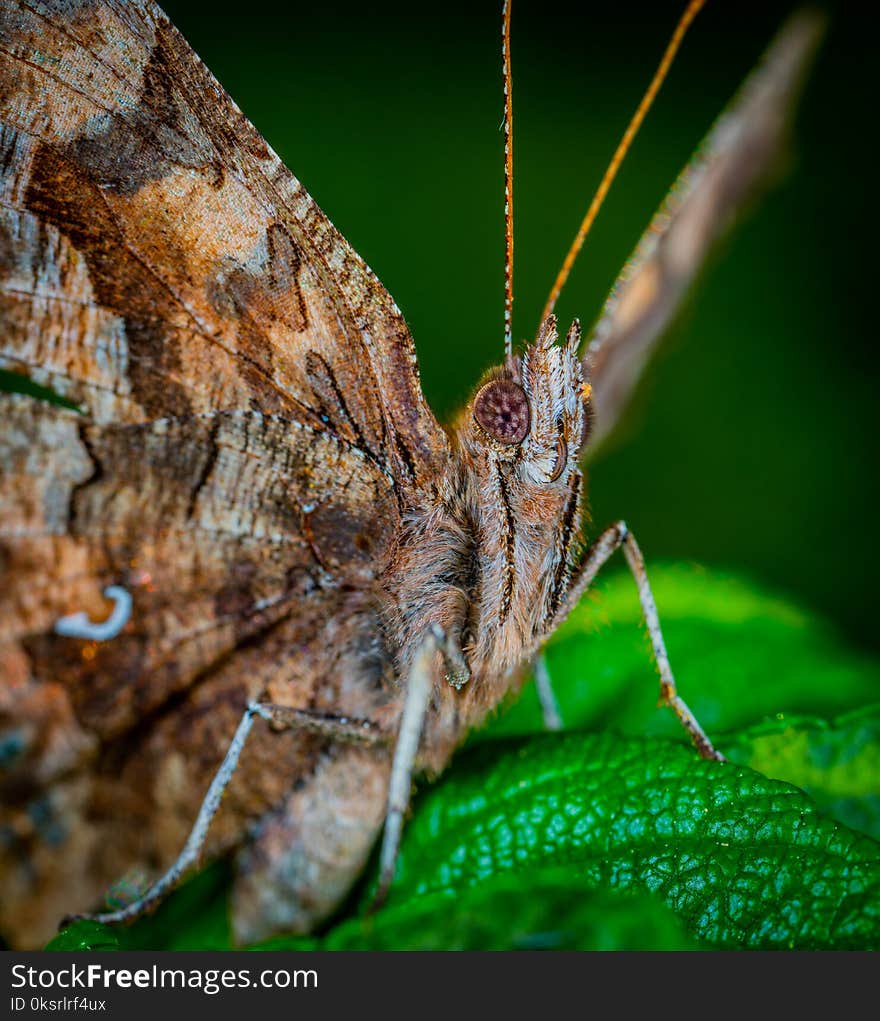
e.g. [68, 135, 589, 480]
[452, 315, 590, 654]
[463, 315, 589, 488]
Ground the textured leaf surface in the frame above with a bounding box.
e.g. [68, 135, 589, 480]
[723, 705, 880, 841]
[389, 734, 880, 949]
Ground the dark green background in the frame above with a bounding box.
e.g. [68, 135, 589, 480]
[159, 0, 876, 648]
[28, 1, 880, 650]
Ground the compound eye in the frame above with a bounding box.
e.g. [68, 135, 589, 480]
[548, 435, 567, 481]
[473, 380, 530, 444]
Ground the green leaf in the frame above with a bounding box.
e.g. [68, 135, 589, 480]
[484, 564, 880, 740]
[388, 734, 880, 950]
[45, 920, 122, 952]
[723, 704, 880, 841]
[256, 874, 694, 951]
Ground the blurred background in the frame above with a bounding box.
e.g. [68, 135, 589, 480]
[145, 1, 878, 650]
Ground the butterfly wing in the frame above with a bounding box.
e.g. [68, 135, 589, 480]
[582, 12, 824, 454]
[0, 0, 446, 945]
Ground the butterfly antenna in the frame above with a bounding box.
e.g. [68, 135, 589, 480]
[541, 0, 706, 324]
[502, 0, 515, 364]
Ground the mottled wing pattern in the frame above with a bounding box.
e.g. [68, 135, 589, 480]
[0, 0, 447, 946]
[583, 12, 823, 454]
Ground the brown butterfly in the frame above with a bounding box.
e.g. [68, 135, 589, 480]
[0, 0, 821, 948]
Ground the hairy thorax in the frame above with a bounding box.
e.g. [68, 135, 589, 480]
[380, 327, 587, 771]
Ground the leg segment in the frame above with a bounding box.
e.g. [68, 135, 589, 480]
[251, 703, 386, 745]
[534, 653, 563, 731]
[372, 626, 441, 909]
[554, 521, 723, 762]
[63, 702, 387, 929]
[440, 626, 470, 690]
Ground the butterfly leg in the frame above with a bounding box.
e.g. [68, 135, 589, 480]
[372, 625, 444, 910]
[62, 702, 388, 930]
[534, 653, 563, 731]
[555, 521, 723, 762]
[440, 626, 470, 689]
